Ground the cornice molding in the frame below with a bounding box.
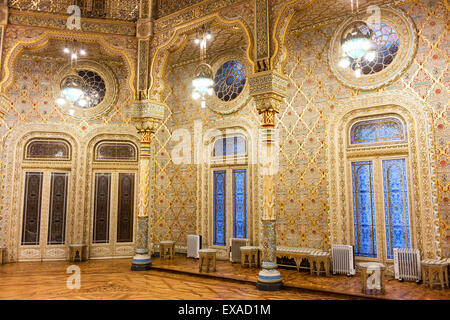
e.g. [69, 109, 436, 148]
[8, 10, 136, 37]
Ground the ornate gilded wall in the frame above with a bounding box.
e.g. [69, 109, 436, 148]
[280, 0, 448, 256]
[0, 24, 138, 260]
[152, 60, 261, 255]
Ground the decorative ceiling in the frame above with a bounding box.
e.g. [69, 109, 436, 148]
[18, 39, 125, 65]
[155, 0, 205, 19]
[166, 23, 249, 68]
[8, 0, 139, 21]
[288, 0, 396, 32]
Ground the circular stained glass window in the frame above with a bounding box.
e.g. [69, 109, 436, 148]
[213, 60, 246, 102]
[351, 23, 399, 75]
[77, 69, 106, 107]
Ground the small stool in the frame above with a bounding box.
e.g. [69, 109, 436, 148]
[421, 259, 449, 290]
[358, 262, 386, 294]
[240, 246, 259, 268]
[0, 247, 5, 265]
[310, 252, 330, 276]
[198, 249, 217, 272]
[69, 244, 87, 262]
[159, 241, 175, 260]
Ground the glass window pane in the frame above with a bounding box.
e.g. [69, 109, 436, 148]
[351, 117, 404, 145]
[213, 136, 247, 157]
[213, 170, 226, 246]
[351, 161, 377, 258]
[382, 159, 411, 259]
[233, 169, 247, 239]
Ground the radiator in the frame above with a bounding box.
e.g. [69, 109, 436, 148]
[187, 235, 202, 259]
[332, 244, 356, 275]
[393, 248, 421, 282]
[230, 238, 249, 263]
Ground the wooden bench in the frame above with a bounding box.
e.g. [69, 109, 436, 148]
[0, 247, 5, 265]
[198, 249, 217, 272]
[240, 246, 260, 268]
[159, 241, 175, 260]
[421, 259, 449, 290]
[276, 246, 329, 275]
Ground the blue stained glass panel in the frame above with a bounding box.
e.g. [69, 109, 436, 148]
[213, 60, 246, 102]
[351, 117, 404, 145]
[233, 169, 247, 239]
[213, 170, 226, 246]
[352, 161, 377, 258]
[213, 136, 247, 157]
[382, 159, 411, 259]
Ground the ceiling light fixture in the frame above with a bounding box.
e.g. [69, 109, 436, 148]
[338, 0, 376, 78]
[192, 24, 213, 109]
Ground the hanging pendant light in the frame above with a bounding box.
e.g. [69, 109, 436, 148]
[57, 40, 91, 109]
[337, 0, 376, 78]
[192, 62, 214, 108]
[192, 25, 213, 108]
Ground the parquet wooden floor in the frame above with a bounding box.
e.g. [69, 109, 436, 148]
[151, 256, 450, 300]
[0, 259, 350, 300]
[0, 257, 448, 300]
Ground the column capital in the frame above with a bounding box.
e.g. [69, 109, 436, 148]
[249, 70, 288, 115]
[131, 99, 165, 133]
[249, 71, 288, 126]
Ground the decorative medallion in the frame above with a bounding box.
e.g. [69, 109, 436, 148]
[328, 7, 417, 91]
[53, 60, 118, 119]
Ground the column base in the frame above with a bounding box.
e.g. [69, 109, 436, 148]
[131, 253, 152, 271]
[256, 281, 283, 291]
[256, 268, 283, 291]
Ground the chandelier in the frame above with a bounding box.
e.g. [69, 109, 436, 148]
[337, 1, 376, 78]
[192, 25, 213, 109]
[56, 41, 90, 111]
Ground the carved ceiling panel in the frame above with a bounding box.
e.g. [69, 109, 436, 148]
[155, 0, 205, 19]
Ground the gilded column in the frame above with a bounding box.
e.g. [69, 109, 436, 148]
[249, 71, 288, 291]
[131, 99, 165, 271]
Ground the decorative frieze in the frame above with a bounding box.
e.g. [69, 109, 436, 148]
[7, 10, 136, 36]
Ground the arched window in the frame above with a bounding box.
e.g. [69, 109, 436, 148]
[349, 116, 411, 260]
[25, 139, 71, 160]
[350, 117, 405, 145]
[94, 141, 137, 161]
[213, 135, 247, 157]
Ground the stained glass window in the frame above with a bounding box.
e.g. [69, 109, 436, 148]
[233, 169, 247, 239]
[213, 136, 247, 157]
[25, 139, 71, 160]
[382, 159, 411, 259]
[351, 22, 400, 75]
[213, 170, 226, 246]
[351, 117, 405, 145]
[95, 141, 137, 161]
[351, 161, 377, 258]
[77, 69, 106, 107]
[213, 60, 246, 102]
